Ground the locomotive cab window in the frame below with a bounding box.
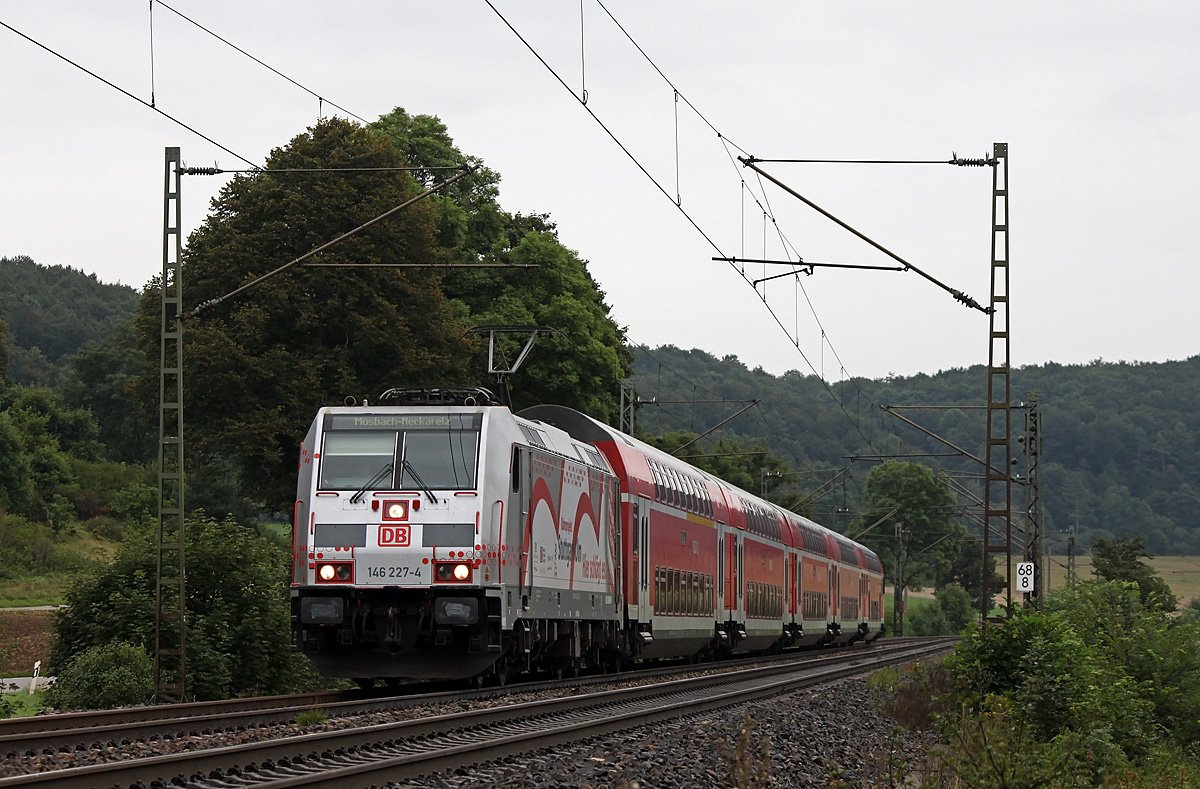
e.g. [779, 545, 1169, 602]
[318, 413, 482, 491]
[318, 432, 397, 490]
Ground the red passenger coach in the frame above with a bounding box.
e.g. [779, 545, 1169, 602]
[290, 390, 884, 687]
[520, 406, 886, 657]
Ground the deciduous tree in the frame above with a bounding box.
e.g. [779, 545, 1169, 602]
[850, 461, 965, 605]
[1091, 535, 1178, 611]
[133, 118, 475, 512]
[368, 107, 633, 422]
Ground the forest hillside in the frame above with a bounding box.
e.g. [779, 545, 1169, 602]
[0, 255, 140, 387]
[3, 256, 1196, 554]
[630, 345, 1200, 555]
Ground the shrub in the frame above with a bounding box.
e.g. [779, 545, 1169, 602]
[44, 641, 153, 711]
[50, 514, 329, 701]
[867, 659, 951, 731]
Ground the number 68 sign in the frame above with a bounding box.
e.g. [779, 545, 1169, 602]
[1015, 561, 1036, 593]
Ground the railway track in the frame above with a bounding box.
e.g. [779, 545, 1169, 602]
[0, 637, 935, 756]
[0, 638, 952, 788]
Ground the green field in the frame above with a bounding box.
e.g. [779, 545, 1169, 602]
[1041, 554, 1200, 604]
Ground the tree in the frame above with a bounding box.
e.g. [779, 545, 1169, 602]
[132, 118, 476, 513]
[941, 539, 999, 614]
[1091, 535, 1178, 611]
[1048, 580, 1200, 748]
[0, 385, 103, 527]
[849, 462, 964, 634]
[62, 321, 153, 464]
[474, 232, 631, 420]
[0, 312, 9, 384]
[851, 461, 963, 589]
[368, 107, 633, 422]
[50, 515, 318, 701]
[907, 582, 975, 636]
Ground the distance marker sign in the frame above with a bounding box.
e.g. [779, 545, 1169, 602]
[1015, 561, 1036, 593]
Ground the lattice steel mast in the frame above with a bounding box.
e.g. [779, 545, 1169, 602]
[981, 143, 1012, 619]
[155, 147, 187, 702]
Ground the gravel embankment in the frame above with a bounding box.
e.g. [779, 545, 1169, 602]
[388, 677, 937, 788]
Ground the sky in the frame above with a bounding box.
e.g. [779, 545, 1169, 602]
[3, 2, 1198, 382]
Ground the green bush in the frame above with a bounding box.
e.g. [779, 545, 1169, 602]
[928, 580, 1200, 785]
[44, 641, 153, 711]
[906, 584, 981, 636]
[50, 514, 329, 701]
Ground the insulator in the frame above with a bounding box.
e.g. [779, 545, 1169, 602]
[180, 166, 224, 176]
[950, 153, 994, 168]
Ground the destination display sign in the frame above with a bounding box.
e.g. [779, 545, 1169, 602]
[324, 412, 482, 431]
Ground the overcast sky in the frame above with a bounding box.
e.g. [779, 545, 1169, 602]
[3, 2, 1197, 381]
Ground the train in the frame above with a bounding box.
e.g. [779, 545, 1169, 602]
[290, 387, 885, 685]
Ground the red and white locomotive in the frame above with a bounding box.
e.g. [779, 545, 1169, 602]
[291, 387, 885, 684]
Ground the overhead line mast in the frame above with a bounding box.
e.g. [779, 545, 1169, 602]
[982, 143, 1015, 619]
[154, 148, 186, 703]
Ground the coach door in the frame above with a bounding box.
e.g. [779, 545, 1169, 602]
[830, 562, 839, 626]
[634, 495, 651, 624]
[789, 552, 799, 625]
[729, 532, 739, 618]
[515, 446, 534, 608]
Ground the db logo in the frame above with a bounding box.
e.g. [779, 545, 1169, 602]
[378, 525, 410, 547]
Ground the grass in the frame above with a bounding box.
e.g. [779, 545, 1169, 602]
[0, 576, 72, 608]
[0, 688, 47, 718]
[294, 708, 327, 727]
[0, 526, 118, 609]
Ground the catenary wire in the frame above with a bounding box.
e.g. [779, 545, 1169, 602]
[1, 18, 259, 168]
[152, 0, 369, 124]
[483, 1, 877, 448]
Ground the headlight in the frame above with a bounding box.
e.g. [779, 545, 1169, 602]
[315, 562, 353, 583]
[382, 500, 409, 520]
[434, 562, 472, 583]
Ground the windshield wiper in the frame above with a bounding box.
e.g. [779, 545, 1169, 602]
[402, 459, 440, 504]
[350, 463, 394, 504]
